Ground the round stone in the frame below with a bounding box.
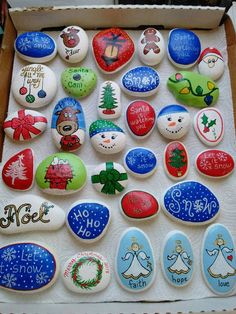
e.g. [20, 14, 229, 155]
[198, 47, 224, 80]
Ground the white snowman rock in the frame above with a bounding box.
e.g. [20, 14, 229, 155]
[98, 81, 121, 119]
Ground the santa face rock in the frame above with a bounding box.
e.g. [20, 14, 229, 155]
[198, 47, 224, 81]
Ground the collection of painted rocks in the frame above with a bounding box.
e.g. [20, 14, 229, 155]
[0, 26, 235, 296]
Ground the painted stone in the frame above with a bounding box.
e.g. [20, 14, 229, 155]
[194, 108, 224, 146]
[0, 195, 65, 234]
[12, 64, 57, 108]
[0, 242, 58, 292]
[51, 97, 85, 152]
[98, 81, 121, 119]
[116, 227, 156, 292]
[121, 66, 160, 97]
[167, 29, 201, 68]
[14, 32, 57, 63]
[57, 25, 88, 63]
[66, 200, 110, 243]
[196, 149, 234, 178]
[3, 109, 47, 141]
[162, 181, 220, 225]
[162, 230, 194, 287]
[91, 161, 128, 195]
[202, 223, 236, 295]
[164, 141, 189, 180]
[124, 147, 157, 178]
[35, 153, 87, 195]
[138, 28, 165, 66]
[2, 149, 34, 191]
[89, 120, 126, 155]
[198, 47, 224, 81]
[157, 104, 191, 140]
[62, 251, 111, 293]
[92, 28, 135, 74]
[167, 71, 219, 108]
[126, 100, 156, 139]
[61, 67, 97, 99]
[120, 190, 159, 221]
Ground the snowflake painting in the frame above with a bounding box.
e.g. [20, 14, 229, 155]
[36, 272, 49, 284]
[193, 200, 204, 213]
[216, 152, 228, 162]
[17, 37, 31, 52]
[1, 273, 17, 288]
[1, 248, 16, 262]
[200, 159, 212, 171]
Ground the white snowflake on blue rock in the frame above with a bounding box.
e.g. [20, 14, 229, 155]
[1, 273, 17, 288]
[36, 272, 49, 284]
[1, 247, 16, 262]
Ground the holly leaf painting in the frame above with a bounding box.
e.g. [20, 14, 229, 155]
[208, 119, 216, 128]
[201, 113, 208, 126]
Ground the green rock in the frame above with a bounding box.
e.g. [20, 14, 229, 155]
[167, 71, 219, 108]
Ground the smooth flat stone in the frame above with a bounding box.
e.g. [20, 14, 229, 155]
[0, 242, 58, 293]
[66, 200, 110, 243]
[162, 181, 220, 225]
[57, 25, 88, 63]
[35, 153, 87, 195]
[126, 100, 156, 139]
[12, 64, 57, 108]
[116, 227, 156, 292]
[51, 97, 85, 152]
[62, 251, 111, 293]
[202, 223, 236, 295]
[121, 66, 160, 97]
[198, 47, 224, 81]
[194, 108, 224, 146]
[98, 81, 121, 119]
[3, 109, 47, 141]
[120, 190, 159, 221]
[91, 161, 128, 195]
[92, 28, 135, 74]
[2, 149, 34, 191]
[14, 32, 57, 63]
[161, 230, 194, 287]
[167, 71, 219, 108]
[0, 195, 65, 234]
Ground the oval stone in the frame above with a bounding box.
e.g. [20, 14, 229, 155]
[202, 223, 236, 295]
[121, 66, 160, 97]
[62, 251, 111, 293]
[116, 227, 156, 292]
[198, 47, 224, 81]
[162, 181, 220, 225]
[126, 100, 156, 139]
[167, 71, 219, 108]
[14, 32, 57, 63]
[51, 97, 85, 152]
[35, 153, 87, 195]
[0, 242, 58, 292]
[120, 190, 159, 221]
[98, 81, 121, 119]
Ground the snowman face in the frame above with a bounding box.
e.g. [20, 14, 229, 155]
[91, 131, 126, 154]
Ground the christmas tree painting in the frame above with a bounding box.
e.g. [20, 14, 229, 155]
[169, 148, 187, 177]
[4, 154, 28, 185]
[99, 82, 118, 115]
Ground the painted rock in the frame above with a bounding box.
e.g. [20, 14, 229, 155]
[61, 67, 97, 99]
[124, 147, 157, 178]
[14, 31, 57, 63]
[12, 64, 57, 108]
[62, 251, 111, 293]
[198, 47, 224, 81]
[0, 242, 58, 293]
[92, 28, 135, 74]
[138, 28, 165, 66]
[120, 190, 159, 221]
[57, 25, 88, 63]
[167, 29, 201, 68]
[89, 120, 126, 155]
[91, 161, 128, 195]
[51, 97, 85, 152]
[126, 100, 156, 139]
[98, 81, 121, 119]
[202, 223, 236, 295]
[121, 66, 160, 97]
[167, 71, 219, 108]
[161, 230, 194, 287]
[196, 149, 234, 178]
[164, 141, 189, 180]
[3, 109, 47, 141]
[0, 195, 65, 234]
[157, 104, 190, 140]
[2, 149, 34, 191]
[162, 181, 220, 225]
[66, 200, 110, 243]
[194, 108, 224, 146]
[35, 153, 87, 195]
[116, 227, 156, 292]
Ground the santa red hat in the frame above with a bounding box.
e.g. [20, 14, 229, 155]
[198, 47, 223, 63]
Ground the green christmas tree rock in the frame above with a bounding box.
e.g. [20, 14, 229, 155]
[98, 81, 121, 119]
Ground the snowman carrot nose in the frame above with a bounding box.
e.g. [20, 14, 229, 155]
[168, 121, 176, 127]
[103, 139, 111, 143]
